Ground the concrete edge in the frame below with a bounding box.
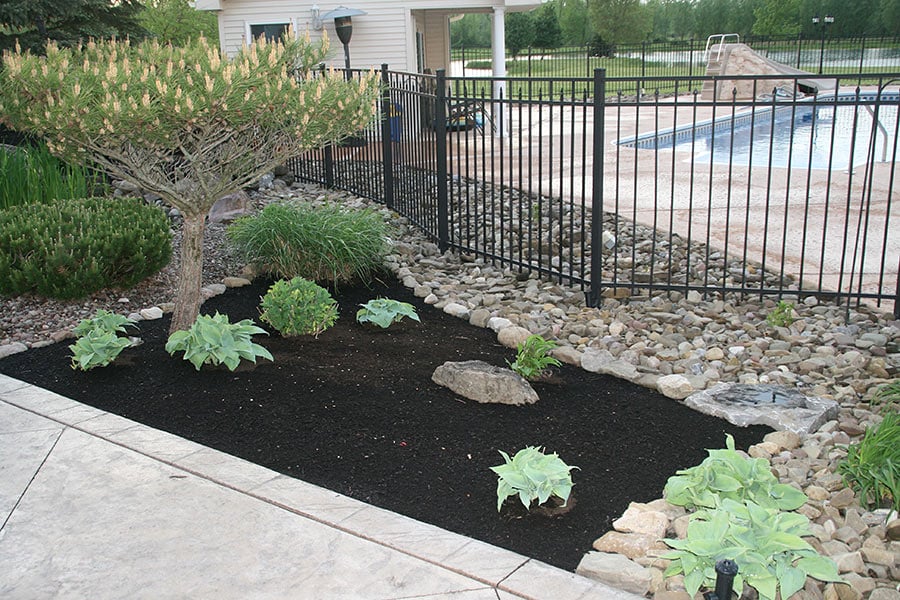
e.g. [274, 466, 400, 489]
[0, 374, 644, 600]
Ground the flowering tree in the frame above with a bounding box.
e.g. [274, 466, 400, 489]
[0, 33, 379, 332]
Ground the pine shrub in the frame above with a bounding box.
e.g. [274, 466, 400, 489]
[0, 197, 172, 299]
[227, 201, 389, 287]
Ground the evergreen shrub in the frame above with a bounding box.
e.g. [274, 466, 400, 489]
[0, 197, 172, 299]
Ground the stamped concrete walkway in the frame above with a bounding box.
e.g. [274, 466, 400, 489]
[0, 374, 641, 600]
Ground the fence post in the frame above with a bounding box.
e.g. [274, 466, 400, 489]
[320, 63, 335, 188]
[796, 32, 803, 69]
[461, 45, 466, 77]
[379, 64, 394, 210]
[688, 38, 694, 88]
[588, 68, 606, 307]
[434, 69, 450, 252]
[641, 41, 646, 80]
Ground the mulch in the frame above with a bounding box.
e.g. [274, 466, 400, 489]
[0, 275, 770, 571]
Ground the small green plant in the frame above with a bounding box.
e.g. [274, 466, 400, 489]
[838, 411, 900, 513]
[664, 434, 807, 511]
[490, 446, 577, 512]
[0, 143, 105, 210]
[663, 498, 842, 600]
[165, 312, 273, 371]
[869, 380, 900, 414]
[766, 300, 796, 327]
[0, 197, 171, 299]
[68, 309, 138, 371]
[356, 298, 420, 328]
[72, 309, 137, 338]
[259, 277, 338, 337]
[507, 335, 561, 380]
[69, 329, 132, 371]
[228, 201, 390, 288]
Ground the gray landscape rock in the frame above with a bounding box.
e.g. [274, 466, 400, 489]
[139, 307, 164, 320]
[431, 360, 538, 405]
[223, 277, 252, 288]
[208, 191, 251, 223]
[684, 383, 840, 434]
[0, 342, 28, 359]
[496, 326, 531, 349]
[575, 552, 652, 596]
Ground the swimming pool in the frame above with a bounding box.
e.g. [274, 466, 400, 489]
[618, 92, 900, 170]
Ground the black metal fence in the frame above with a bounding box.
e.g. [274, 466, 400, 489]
[288, 66, 900, 317]
[453, 35, 900, 82]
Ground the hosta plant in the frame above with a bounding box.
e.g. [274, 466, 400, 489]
[69, 329, 132, 371]
[259, 277, 338, 337]
[508, 335, 561, 380]
[490, 446, 577, 512]
[72, 309, 137, 338]
[664, 434, 807, 511]
[356, 298, 420, 328]
[166, 312, 273, 371]
[663, 498, 842, 600]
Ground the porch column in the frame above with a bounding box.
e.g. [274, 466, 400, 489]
[491, 6, 508, 137]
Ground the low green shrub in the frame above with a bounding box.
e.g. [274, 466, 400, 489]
[227, 201, 389, 287]
[166, 312, 273, 371]
[664, 434, 807, 511]
[838, 411, 900, 513]
[0, 197, 172, 299]
[0, 142, 106, 210]
[508, 334, 561, 380]
[259, 277, 338, 337]
[490, 446, 577, 512]
[663, 498, 842, 600]
[356, 298, 420, 328]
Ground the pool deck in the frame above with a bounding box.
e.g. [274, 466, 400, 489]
[0, 374, 642, 600]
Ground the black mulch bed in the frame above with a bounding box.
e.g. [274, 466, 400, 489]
[0, 276, 770, 571]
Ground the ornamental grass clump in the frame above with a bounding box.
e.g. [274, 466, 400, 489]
[0, 197, 171, 299]
[0, 142, 105, 210]
[0, 32, 379, 332]
[227, 201, 390, 287]
[259, 277, 338, 337]
[838, 411, 900, 513]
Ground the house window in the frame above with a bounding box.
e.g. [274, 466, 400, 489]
[248, 23, 290, 43]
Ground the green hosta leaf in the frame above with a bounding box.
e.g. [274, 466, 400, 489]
[771, 484, 809, 510]
[776, 564, 807, 599]
[796, 556, 842, 582]
[712, 473, 743, 492]
[683, 567, 708, 598]
[167, 312, 272, 371]
[357, 298, 420, 329]
[490, 446, 575, 512]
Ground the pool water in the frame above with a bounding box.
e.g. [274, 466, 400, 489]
[621, 94, 899, 170]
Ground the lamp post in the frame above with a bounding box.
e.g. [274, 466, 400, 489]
[320, 6, 366, 80]
[811, 14, 834, 74]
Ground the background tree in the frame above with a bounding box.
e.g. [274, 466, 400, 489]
[588, 0, 652, 44]
[558, 0, 594, 46]
[0, 34, 379, 332]
[0, 0, 146, 53]
[450, 14, 491, 48]
[751, 0, 801, 36]
[139, 0, 219, 46]
[505, 11, 535, 58]
[532, 3, 563, 49]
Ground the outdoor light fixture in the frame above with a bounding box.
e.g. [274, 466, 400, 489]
[320, 6, 367, 72]
[311, 4, 322, 31]
[811, 14, 835, 74]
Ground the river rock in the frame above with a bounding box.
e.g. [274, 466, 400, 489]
[592, 531, 666, 560]
[613, 506, 669, 538]
[496, 326, 532, 349]
[656, 374, 694, 399]
[431, 360, 538, 405]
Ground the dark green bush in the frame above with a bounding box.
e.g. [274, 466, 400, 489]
[227, 201, 389, 287]
[0, 197, 172, 299]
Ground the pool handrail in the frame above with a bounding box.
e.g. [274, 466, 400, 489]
[705, 34, 741, 63]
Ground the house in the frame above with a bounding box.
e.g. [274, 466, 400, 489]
[195, 1, 542, 77]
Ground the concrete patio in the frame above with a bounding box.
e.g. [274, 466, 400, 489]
[0, 373, 642, 600]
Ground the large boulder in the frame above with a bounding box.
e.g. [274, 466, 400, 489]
[209, 190, 251, 223]
[431, 360, 538, 406]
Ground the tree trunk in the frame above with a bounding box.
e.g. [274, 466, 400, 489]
[169, 212, 206, 334]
